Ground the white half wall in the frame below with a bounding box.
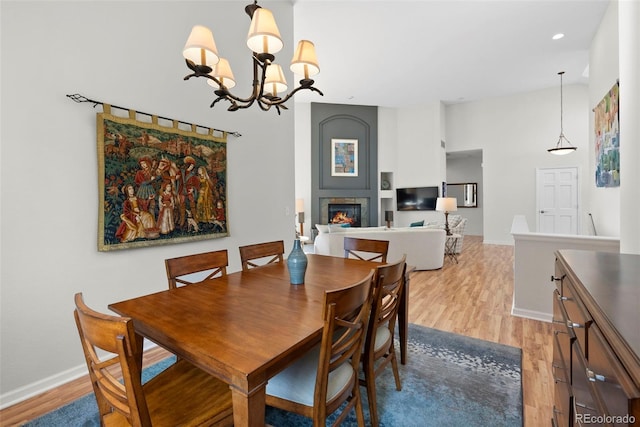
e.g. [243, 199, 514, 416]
[511, 216, 619, 322]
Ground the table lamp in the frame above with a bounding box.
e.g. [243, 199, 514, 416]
[436, 197, 457, 235]
[385, 210, 394, 228]
[296, 198, 305, 237]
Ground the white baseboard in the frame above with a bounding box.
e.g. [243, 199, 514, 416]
[482, 238, 514, 246]
[0, 364, 87, 410]
[0, 341, 159, 410]
[511, 306, 553, 323]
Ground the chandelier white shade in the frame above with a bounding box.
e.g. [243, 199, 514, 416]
[246, 7, 283, 55]
[183, 25, 219, 67]
[264, 64, 288, 95]
[207, 58, 236, 89]
[290, 40, 320, 78]
[182, 1, 323, 114]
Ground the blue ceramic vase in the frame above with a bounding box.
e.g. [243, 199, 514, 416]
[287, 239, 308, 285]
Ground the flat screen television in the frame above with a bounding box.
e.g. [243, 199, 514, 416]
[396, 186, 439, 211]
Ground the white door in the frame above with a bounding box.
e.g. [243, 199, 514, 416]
[536, 167, 579, 234]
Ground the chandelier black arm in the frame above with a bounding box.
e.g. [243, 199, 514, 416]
[223, 56, 266, 105]
[184, 55, 324, 114]
[183, 59, 248, 103]
[183, 59, 217, 82]
[258, 80, 324, 107]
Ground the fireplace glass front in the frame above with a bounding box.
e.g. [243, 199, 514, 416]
[328, 203, 361, 227]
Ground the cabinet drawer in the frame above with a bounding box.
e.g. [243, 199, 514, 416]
[587, 324, 640, 420]
[572, 341, 605, 418]
[553, 377, 572, 427]
[553, 326, 572, 384]
[553, 290, 576, 358]
[561, 280, 592, 351]
[553, 340, 571, 385]
[553, 290, 571, 333]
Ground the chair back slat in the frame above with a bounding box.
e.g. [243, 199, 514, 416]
[239, 240, 285, 271]
[343, 237, 389, 263]
[316, 270, 374, 425]
[74, 293, 150, 426]
[369, 255, 406, 339]
[74, 293, 234, 426]
[165, 250, 228, 289]
[360, 255, 407, 427]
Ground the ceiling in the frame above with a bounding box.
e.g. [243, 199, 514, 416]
[291, 0, 610, 108]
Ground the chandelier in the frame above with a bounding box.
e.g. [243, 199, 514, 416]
[547, 71, 577, 155]
[182, 1, 323, 114]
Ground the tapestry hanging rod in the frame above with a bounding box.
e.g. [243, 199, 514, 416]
[66, 93, 242, 137]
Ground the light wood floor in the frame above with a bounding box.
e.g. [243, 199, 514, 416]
[0, 235, 553, 426]
[408, 235, 553, 426]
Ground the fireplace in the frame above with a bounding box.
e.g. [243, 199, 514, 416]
[328, 203, 361, 227]
[319, 197, 369, 227]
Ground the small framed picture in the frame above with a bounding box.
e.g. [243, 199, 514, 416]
[331, 138, 358, 177]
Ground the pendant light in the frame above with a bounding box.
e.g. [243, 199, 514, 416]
[548, 71, 577, 155]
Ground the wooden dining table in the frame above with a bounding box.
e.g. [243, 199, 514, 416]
[109, 253, 410, 427]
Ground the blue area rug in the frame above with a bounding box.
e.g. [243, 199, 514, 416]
[24, 324, 522, 426]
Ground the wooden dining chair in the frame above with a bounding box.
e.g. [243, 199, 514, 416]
[360, 255, 407, 427]
[73, 293, 233, 427]
[239, 240, 285, 271]
[265, 270, 375, 427]
[343, 237, 389, 263]
[165, 249, 229, 289]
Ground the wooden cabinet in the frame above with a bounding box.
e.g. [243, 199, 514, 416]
[552, 250, 640, 427]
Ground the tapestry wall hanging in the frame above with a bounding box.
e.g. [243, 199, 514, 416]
[594, 81, 620, 188]
[97, 109, 228, 251]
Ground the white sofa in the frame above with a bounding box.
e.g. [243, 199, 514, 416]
[313, 225, 446, 270]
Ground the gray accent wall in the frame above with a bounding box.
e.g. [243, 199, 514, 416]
[311, 103, 378, 227]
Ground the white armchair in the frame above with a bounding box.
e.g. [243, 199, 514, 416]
[425, 215, 467, 253]
[447, 216, 467, 253]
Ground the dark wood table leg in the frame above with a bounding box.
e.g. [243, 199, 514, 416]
[398, 267, 413, 364]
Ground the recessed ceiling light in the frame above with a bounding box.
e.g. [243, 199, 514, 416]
[552, 33, 565, 40]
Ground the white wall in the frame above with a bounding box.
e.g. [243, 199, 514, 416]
[378, 108, 398, 172]
[586, 0, 640, 254]
[588, 1, 620, 238]
[294, 102, 312, 237]
[1, 1, 297, 405]
[377, 107, 398, 225]
[618, 0, 640, 254]
[445, 85, 592, 244]
[392, 103, 447, 227]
